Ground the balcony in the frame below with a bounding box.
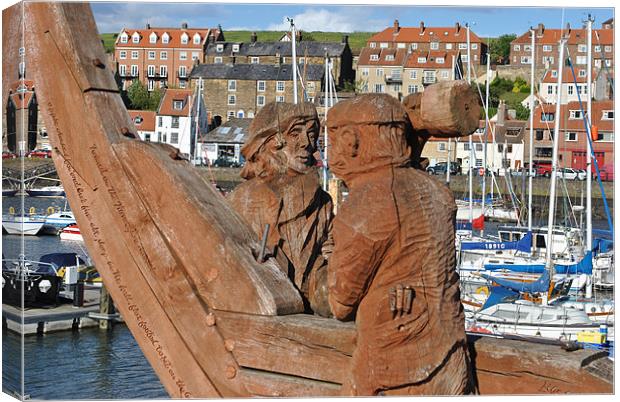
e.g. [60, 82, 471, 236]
[145, 70, 168, 79]
[384, 75, 402, 84]
[119, 71, 139, 79]
[422, 76, 436, 85]
[176, 72, 189, 80]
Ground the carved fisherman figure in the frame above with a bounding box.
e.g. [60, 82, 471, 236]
[326, 94, 472, 396]
[228, 102, 333, 316]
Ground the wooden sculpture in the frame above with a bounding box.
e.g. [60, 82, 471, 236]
[2, 2, 611, 398]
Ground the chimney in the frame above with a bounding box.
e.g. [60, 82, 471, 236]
[508, 109, 516, 119]
[420, 21, 425, 33]
[394, 19, 400, 33]
[341, 34, 349, 45]
[251, 32, 257, 43]
[497, 100, 506, 125]
[181, 22, 188, 29]
[565, 22, 571, 35]
[537, 23, 544, 36]
[146, 23, 150, 29]
[455, 22, 460, 34]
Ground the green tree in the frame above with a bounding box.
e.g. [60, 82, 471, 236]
[515, 103, 530, 120]
[487, 34, 516, 65]
[127, 80, 149, 110]
[147, 87, 163, 111]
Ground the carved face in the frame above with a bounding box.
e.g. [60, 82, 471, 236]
[280, 118, 319, 174]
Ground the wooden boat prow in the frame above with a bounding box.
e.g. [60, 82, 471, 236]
[3, 2, 611, 398]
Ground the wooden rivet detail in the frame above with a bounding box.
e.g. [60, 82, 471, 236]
[206, 313, 216, 326]
[225, 365, 237, 379]
[224, 339, 235, 352]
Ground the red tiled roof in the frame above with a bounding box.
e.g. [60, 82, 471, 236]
[116, 27, 214, 49]
[357, 47, 408, 66]
[541, 68, 595, 83]
[404, 50, 459, 68]
[157, 89, 192, 116]
[531, 100, 613, 131]
[9, 79, 34, 93]
[368, 24, 483, 44]
[8, 79, 35, 109]
[513, 27, 613, 45]
[128, 110, 156, 132]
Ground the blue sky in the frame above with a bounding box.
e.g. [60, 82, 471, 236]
[91, 2, 614, 38]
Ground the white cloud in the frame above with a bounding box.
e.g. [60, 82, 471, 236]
[267, 8, 388, 32]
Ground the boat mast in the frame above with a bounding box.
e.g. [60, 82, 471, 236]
[447, 54, 456, 184]
[466, 23, 473, 229]
[480, 49, 490, 237]
[545, 38, 566, 283]
[528, 28, 535, 232]
[288, 18, 298, 104]
[193, 77, 202, 165]
[586, 16, 593, 254]
[322, 51, 330, 191]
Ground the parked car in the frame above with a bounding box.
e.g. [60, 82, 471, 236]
[427, 162, 460, 176]
[212, 156, 240, 168]
[510, 168, 536, 178]
[534, 164, 553, 177]
[2, 151, 16, 159]
[27, 149, 52, 158]
[554, 168, 584, 180]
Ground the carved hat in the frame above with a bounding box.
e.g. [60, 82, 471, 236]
[241, 101, 318, 161]
[326, 94, 408, 129]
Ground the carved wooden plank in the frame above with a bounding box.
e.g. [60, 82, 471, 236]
[239, 368, 341, 397]
[215, 311, 356, 384]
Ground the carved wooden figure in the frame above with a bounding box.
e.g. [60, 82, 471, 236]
[326, 94, 472, 395]
[227, 102, 333, 316]
[2, 3, 611, 398]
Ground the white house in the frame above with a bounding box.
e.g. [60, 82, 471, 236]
[539, 68, 594, 105]
[155, 88, 208, 159]
[128, 110, 156, 141]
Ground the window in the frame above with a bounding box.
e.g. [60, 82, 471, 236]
[257, 95, 265, 106]
[132, 33, 140, 43]
[180, 52, 187, 61]
[542, 56, 554, 66]
[214, 57, 223, 64]
[565, 132, 577, 141]
[567, 85, 574, 95]
[602, 110, 614, 120]
[232, 44, 239, 52]
[594, 59, 602, 67]
[173, 101, 183, 111]
[578, 70, 586, 77]
[160, 51, 168, 60]
[446, 43, 453, 50]
[506, 145, 513, 153]
[276, 96, 285, 103]
[162, 33, 169, 44]
[569, 110, 582, 119]
[604, 45, 612, 52]
[160, 65, 167, 77]
[192, 52, 200, 60]
[423, 70, 436, 84]
[605, 59, 611, 67]
[386, 55, 394, 61]
[551, 70, 558, 78]
[393, 84, 401, 92]
[361, 68, 369, 76]
[438, 142, 446, 151]
[131, 51, 139, 59]
[411, 43, 418, 50]
[391, 68, 401, 79]
[147, 51, 155, 60]
[130, 65, 138, 77]
[576, 56, 587, 65]
[147, 80, 154, 91]
[475, 143, 483, 151]
[193, 33, 201, 44]
[514, 44, 521, 51]
[370, 54, 379, 61]
[541, 112, 554, 122]
[430, 42, 439, 50]
[158, 117, 163, 127]
[578, 44, 587, 53]
[227, 111, 235, 120]
[594, 45, 601, 52]
[521, 56, 531, 64]
[597, 132, 613, 142]
[476, 159, 483, 167]
[369, 42, 376, 48]
[228, 95, 236, 105]
[461, 55, 468, 62]
[120, 33, 128, 43]
[436, 57, 444, 64]
[543, 45, 552, 52]
[472, 43, 478, 50]
[161, 132, 167, 142]
[170, 132, 179, 144]
[380, 42, 388, 48]
[181, 33, 189, 45]
[149, 32, 157, 44]
[464, 143, 470, 151]
[410, 70, 417, 79]
[171, 116, 180, 129]
[498, 144, 504, 153]
[257, 81, 266, 91]
[251, 57, 260, 64]
[216, 44, 224, 52]
[459, 43, 468, 50]
[417, 57, 426, 63]
[237, 110, 245, 118]
[228, 80, 236, 91]
[147, 65, 155, 77]
[119, 50, 127, 59]
[397, 43, 406, 49]
[407, 85, 418, 94]
[119, 64, 127, 77]
[546, 85, 553, 95]
[376, 68, 384, 77]
[524, 45, 532, 52]
[178, 66, 187, 77]
[276, 81, 285, 92]
[441, 70, 449, 79]
[374, 84, 384, 93]
[144, 133, 151, 141]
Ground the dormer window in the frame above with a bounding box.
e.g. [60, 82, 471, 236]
[162, 33, 170, 44]
[436, 57, 445, 64]
[417, 57, 427, 63]
[173, 100, 183, 110]
[551, 70, 557, 78]
[120, 32, 128, 43]
[430, 42, 439, 50]
[370, 54, 379, 61]
[134, 115, 143, 125]
[232, 44, 240, 53]
[149, 32, 157, 43]
[132, 32, 140, 43]
[369, 42, 376, 48]
[385, 55, 394, 61]
[181, 33, 189, 45]
[578, 70, 586, 77]
[193, 33, 201, 44]
[216, 44, 224, 52]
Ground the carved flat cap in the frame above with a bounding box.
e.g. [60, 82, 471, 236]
[326, 94, 408, 128]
